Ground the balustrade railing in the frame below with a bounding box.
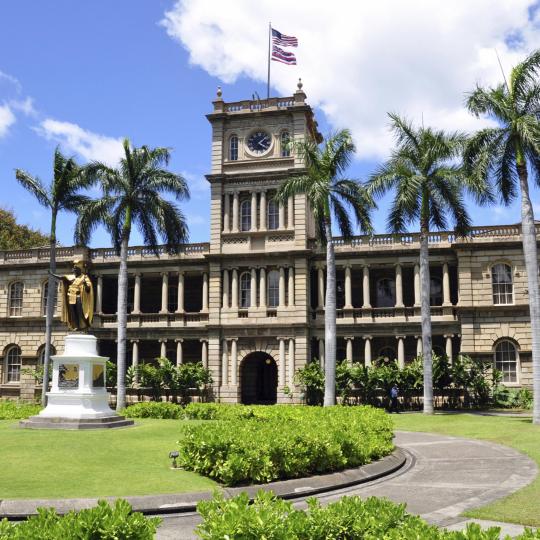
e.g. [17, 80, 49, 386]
[222, 97, 295, 113]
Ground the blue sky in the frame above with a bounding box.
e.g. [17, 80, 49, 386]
[1, 0, 540, 247]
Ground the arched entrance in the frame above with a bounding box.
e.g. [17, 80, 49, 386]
[240, 352, 278, 404]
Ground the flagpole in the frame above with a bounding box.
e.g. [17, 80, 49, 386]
[267, 22, 271, 99]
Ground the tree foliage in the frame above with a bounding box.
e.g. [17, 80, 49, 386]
[0, 208, 50, 250]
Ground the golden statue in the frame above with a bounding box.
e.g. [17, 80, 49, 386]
[51, 260, 94, 331]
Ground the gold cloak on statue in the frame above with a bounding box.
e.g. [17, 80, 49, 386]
[60, 263, 94, 331]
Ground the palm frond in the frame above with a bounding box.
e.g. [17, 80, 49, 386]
[15, 170, 51, 208]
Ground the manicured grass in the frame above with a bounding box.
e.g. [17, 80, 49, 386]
[393, 413, 540, 527]
[0, 419, 217, 499]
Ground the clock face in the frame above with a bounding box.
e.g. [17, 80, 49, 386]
[247, 131, 271, 155]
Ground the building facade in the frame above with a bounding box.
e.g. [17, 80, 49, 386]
[0, 83, 534, 403]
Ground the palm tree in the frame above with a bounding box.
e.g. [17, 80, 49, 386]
[76, 139, 189, 411]
[368, 114, 489, 414]
[464, 50, 540, 425]
[15, 148, 90, 406]
[276, 129, 374, 406]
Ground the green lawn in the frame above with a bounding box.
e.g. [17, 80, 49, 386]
[0, 419, 217, 499]
[393, 413, 540, 527]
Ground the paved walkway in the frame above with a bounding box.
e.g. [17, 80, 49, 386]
[156, 431, 538, 539]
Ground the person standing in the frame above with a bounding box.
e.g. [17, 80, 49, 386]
[389, 384, 400, 413]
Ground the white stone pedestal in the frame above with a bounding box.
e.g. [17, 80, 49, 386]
[20, 334, 133, 430]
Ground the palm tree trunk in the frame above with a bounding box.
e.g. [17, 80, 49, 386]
[324, 219, 336, 407]
[420, 215, 434, 414]
[116, 235, 129, 411]
[41, 210, 57, 407]
[517, 164, 540, 425]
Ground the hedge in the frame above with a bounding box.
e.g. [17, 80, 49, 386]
[177, 404, 393, 486]
[0, 400, 41, 420]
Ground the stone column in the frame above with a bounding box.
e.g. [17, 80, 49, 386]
[250, 268, 257, 308]
[221, 339, 228, 386]
[288, 267, 295, 307]
[176, 339, 183, 366]
[416, 336, 423, 357]
[133, 273, 141, 314]
[201, 339, 208, 369]
[442, 263, 451, 306]
[414, 264, 420, 307]
[279, 338, 286, 387]
[202, 272, 209, 311]
[397, 336, 405, 369]
[223, 192, 230, 233]
[176, 271, 184, 313]
[317, 266, 325, 308]
[344, 265, 352, 309]
[222, 269, 229, 309]
[230, 338, 238, 385]
[395, 264, 404, 308]
[346, 337, 354, 364]
[279, 267, 286, 307]
[288, 338, 295, 385]
[259, 190, 267, 231]
[364, 336, 372, 367]
[251, 191, 258, 232]
[131, 339, 139, 383]
[232, 191, 239, 233]
[96, 274, 103, 314]
[278, 201, 285, 229]
[259, 267, 267, 308]
[231, 269, 238, 309]
[287, 196, 294, 229]
[445, 334, 453, 362]
[160, 339, 167, 359]
[318, 338, 325, 366]
[362, 266, 371, 308]
[160, 272, 169, 313]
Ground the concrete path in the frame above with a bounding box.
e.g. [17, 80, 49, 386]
[156, 431, 537, 540]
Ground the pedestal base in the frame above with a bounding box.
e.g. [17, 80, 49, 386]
[20, 415, 133, 430]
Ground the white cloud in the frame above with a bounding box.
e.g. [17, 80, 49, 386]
[162, 0, 540, 160]
[182, 170, 208, 197]
[10, 97, 36, 116]
[0, 70, 22, 93]
[34, 119, 124, 166]
[0, 104, 15, 138]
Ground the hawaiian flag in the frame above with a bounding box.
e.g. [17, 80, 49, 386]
[271, 44, 297, 65]
[271, 28, 298, 47]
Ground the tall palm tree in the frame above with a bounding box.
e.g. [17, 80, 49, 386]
[15, 148, 90, 406]
[76, 139, 189, 411]
[368, 114, 489, 414]
[465, 50, 540, 425]
[276, 129, 374, 406]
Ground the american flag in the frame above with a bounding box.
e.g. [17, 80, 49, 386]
[271, 44, 297, 65]
[271, 28, 298, 47]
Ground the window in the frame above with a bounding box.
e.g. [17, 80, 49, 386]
[41, 281, 58, 316]
[240, 200, 251, 231]
[492, 263, 513, 305]
[495, 340, 518, 383]
[168, 283, 178, 313]
[240, 272, 251, 308]
[280, 131, 291, 157]
[8, 281, 23, 317]
[5, 345, 21, 383]
[267, 199, 279, 230]
[267, 270, 280, 307]
[375, 278, 395, 308]
[229, 135, 238, 161]
[430, 277, 443, 306]
[37, 345, 56, 366]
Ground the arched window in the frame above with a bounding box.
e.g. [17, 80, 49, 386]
[37, 345, 56, 366]
[240, 272, 251, 308]
[280, 131, 290, 157]
[494, 340, 518, 383]
[267, 199, 279, 230]
[492, 263, 513, 305]
[41, 281, 58, 316]
[229, 135, 239, 161]
[8, 281, 23, 317]
[430, 277, 443, 306]
[240, 199, 251, 231]
[267, 270, 280, 307]
[376, 278, 395, 308]
[4, 345, 21, 383]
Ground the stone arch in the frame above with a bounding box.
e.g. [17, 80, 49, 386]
[240, 351, 278, 405]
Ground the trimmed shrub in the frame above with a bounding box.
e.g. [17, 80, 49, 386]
[0, 499, 160, 540]
[0, 400, 41, 420]
[177, 405, 393, 486]
[123, 401, 183, 419]
[196, 490, 539, 540]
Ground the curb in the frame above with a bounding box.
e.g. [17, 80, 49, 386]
[0, 448, 407, 519]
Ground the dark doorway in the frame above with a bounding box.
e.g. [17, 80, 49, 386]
[240, 352, 278, 404]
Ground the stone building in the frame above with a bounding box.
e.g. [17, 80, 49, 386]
[0, 83, 533, 403]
